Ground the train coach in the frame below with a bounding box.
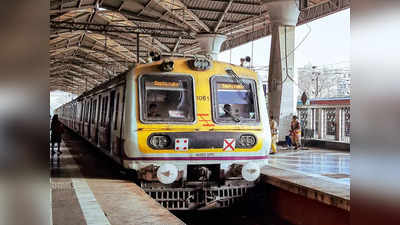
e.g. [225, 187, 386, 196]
[55, 57, 271, 210]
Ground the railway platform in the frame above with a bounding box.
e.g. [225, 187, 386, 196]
[50, 131, 184, 225]
[260, 149, 350, 225]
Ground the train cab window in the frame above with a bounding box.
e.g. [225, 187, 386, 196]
[140, 75, 195, 123]
[211, 76, 259, 124]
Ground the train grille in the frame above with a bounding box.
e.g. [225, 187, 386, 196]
[143, 182, 255, 210]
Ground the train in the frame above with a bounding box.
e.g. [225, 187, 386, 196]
[55, 58, 271, 210]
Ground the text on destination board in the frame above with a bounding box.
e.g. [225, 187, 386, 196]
[153, 81, 180, 87]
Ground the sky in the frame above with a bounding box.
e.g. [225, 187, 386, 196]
[218, 9, 350, 76]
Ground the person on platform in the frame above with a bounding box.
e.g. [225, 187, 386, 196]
[51, 114, 64, 155]
[290, 115, 301, 150]
[269, 115, 278, 154]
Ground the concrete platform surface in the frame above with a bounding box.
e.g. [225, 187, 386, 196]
[51, 131, 185, 225]
[261, 149, 350, 211]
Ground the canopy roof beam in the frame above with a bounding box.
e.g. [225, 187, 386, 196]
[214, 0, 233, 32]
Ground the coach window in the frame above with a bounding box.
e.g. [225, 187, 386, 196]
[211, 76, 259, 124]
[140, 75, 195, 123]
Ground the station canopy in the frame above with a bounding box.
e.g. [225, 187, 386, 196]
[50, 0, 349, 94]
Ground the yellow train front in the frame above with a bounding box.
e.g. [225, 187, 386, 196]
[124, 58, 271, 210]
[55, 57, 271, 210]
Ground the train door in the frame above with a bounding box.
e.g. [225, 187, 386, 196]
[83, 100, 87, 137]
[90, 98, 97, 143]
[95, 95, 101, 145]
[85, 100, 90, 138]
[88, 99, 92, 139]
[81, 101, 86, 137]
[107, 90, 116, 151]
[80, 101, 84, 136]
[112, 90, 121, 157]
[99, 94, 109, 149]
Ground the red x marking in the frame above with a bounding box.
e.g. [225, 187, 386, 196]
[223, 139, 235, 151]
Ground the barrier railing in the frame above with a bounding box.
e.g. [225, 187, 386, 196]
[297, 105, 350, 143]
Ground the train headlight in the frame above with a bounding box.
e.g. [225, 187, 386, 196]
[149, 135, 170, 149]
[240, 135, 257, 147]
[157, 164, 178, 184]
[160, 60, 174, 72]
[241, 162, 260, 181]
[188, 58, 211, 71]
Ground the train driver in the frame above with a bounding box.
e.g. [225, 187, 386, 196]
[221, 104, 233, 117]
[148, 103, 161, 118]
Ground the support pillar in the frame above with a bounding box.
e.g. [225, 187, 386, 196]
[263, 0, 300, 141]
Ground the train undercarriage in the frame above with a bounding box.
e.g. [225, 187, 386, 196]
[138, 163, 258, 210]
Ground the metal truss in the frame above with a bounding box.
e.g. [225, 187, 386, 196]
[50, 21, 194, 40]
[220, 0, 350, 51]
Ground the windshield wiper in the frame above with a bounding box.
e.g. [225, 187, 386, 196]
[225, 68, 249, 91]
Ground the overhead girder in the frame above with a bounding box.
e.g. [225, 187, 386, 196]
[50, 70, 99, 87]
[49, 66, 99, 84]
[101, 5, 193, 32]
[52, 28, 182, 59]
[50, 21, 194, 39]
[50, 44, 139, 70]
[50, 32, 83, 47]
[218, 12, 269, 34]
[187, 6, 260, 16]
[50, 53, 107, 66]
[50, 75, 97, 89]
[221, 0, 350, 51]
[50, 73, 101, 92]
[49, 68, 103, 85]
[49, 78, 94, 92]
[50, 29, 149, 63]
[51, 61, 111, 80]
[50, 81, 95, 94]
[151, 0, 210, 33]
[50, 53, 128, 72]
[83, 33, 135, 58]
[51, 44, 136, 64]
[207, 0, 261, 7]
[51, 60, 111, 80]
[214, 0, 234, 32]
[50, 63, 102, 83]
